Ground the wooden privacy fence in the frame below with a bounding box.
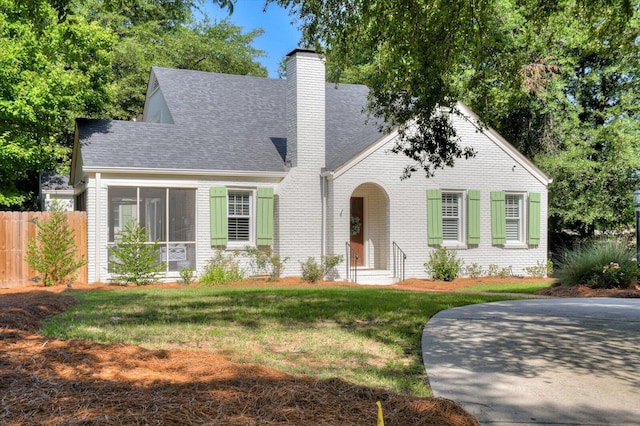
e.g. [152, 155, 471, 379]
[0, 212, 87, 289]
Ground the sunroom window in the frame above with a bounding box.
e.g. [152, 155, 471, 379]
[108, 187, 196, 272]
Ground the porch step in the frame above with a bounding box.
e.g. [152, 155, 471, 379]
[354, 269, 397, 286]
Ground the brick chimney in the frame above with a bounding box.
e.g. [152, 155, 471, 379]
[285, 48, 325, 170]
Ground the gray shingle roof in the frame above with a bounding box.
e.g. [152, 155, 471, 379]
[78, 67, 383, 173]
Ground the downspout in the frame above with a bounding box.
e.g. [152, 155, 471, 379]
[95, 172, 101, 282]
[320, 169, 334, 258]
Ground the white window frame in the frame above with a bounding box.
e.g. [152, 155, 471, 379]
[442, 191, 465, 247]
[107, 186, 197, 274]
[226, 188, 255, 247]
[505, 193, 525, 245]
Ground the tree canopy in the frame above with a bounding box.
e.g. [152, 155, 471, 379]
[0, 0, 263, 210]
[276, 0, 639, 234]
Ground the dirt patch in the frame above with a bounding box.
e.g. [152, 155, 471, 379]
[0, 284, 479, 425]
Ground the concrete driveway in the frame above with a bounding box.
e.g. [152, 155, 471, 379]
[422, 298, 640, 425]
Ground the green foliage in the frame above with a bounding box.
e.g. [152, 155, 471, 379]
[487, 264, 512, 278]
[464, 263, 484, 279]
[301, 254, 344, 283]
[557, 238, 638, 289]
[300, 257, 323, 283]
[524, 260, 551, 278]
[424, 248, 462, 281]
[0, 0, 266, 209]
[26, 208, 85, 286]
[107, 220, 165, 286]
[179, 267, 195, 286]
[199, 249, 244, 285]
[322, 254, 344, 281]
[0, 0, 115, 209]
[277, 0, 634, 180]
[244, 246, 288, 282]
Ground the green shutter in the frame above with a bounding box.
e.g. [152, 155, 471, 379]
[256, 187, 274, 246]
[467, 190, 481, 245]
[491, 191, 506, 245]
[427, 189, 443, 245]
[528, 192, 541, 246]
[209, 186, 227, 246]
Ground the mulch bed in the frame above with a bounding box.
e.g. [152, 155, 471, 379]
[0, 285, 479, 425]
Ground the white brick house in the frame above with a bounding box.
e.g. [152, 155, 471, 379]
[70, 49, 551, 284]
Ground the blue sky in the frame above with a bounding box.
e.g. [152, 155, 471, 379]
[201, 1, 302, 78]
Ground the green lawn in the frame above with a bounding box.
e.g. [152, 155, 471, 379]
[457, 281, 554, 294]
[43, 286, 519, 397]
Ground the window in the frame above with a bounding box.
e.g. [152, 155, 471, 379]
[210, 186, 274, 247]
[505, 194, 523, 242]
[228, 191, 251, 242]
[442, 193, 461, 242]
[108, 187, 196, 272]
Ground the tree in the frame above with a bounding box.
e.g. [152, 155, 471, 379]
[455, 3, 640, 235]
[276, 0, 638, 235]
[0, 0, 114, 209]
[108, 220, 165, 285]
[274, 0, 634, 178]
[1, 0, 263, 209]
[26, 205, 86, 286]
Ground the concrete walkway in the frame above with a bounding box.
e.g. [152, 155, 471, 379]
[422, 298, 640, 425]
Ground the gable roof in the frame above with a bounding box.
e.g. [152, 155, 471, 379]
[77, 67, 383, 174]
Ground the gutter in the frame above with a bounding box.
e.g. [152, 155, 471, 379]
[82, 167, 289, 179]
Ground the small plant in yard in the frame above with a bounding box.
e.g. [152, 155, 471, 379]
[524, 260, 549, 278]
[245, 246, 288, 281]
[322, 254, 344, 281]
[179, 267, 195, 285]
[424, 247, 462, 281]
[300, 254, 344, 283]
[487, 264, 511, 278]
[108, 220, 165, 286]
[199, 250, 244, 285]
[557, 238, 638, 289]
[301, 257, 323, 283]
[464, 262, 484, 279]
[26, 207, 85, 287]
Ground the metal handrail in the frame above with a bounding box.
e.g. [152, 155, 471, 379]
[392, 241, 407, 282]
[345, 241, 359, 283]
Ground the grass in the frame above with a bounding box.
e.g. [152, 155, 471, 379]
[42, 286, 519, 397]
[457, 281, 554, 294]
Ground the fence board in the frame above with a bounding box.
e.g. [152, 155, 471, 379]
[0, 212, 87, 288]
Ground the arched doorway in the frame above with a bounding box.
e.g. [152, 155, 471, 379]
[349, 183, 389, 269]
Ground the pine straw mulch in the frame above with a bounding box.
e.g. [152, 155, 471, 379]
[0, 286, 479, 426]
[534, 282, 640, 298]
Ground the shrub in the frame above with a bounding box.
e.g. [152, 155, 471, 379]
[108, 220, 165, 285]
[200, 250, 243, 285]
[557, 238, 638, 289]
[245, 246, 288, 282]
[464, 263, 484, 279]
[301, 257, 323, 283]
[26, 208, 85, 287]
[179, 267, 195, 286]
[322, 254, 344, 281]
[524, 260, 549, 278]
[487, 264, 511, 278]
[424, 248, 462, 281]
[300, 254, 344, 283]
